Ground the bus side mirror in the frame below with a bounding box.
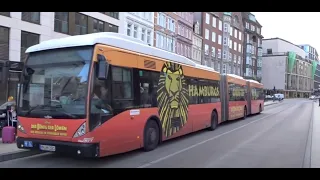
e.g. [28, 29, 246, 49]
[97, 55, 108, 80]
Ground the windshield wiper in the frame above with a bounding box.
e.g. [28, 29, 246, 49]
[24, 104, 56, 116]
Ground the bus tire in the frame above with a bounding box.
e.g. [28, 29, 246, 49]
[243, 106, 247, 119]
[258, 104, 262, 114]
[143, 119, 160, 152]
[208, 110, 218, 131]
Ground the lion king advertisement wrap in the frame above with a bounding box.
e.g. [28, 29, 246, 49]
[157, 62, 189, 137]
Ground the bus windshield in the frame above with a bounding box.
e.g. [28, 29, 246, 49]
[18, 46, 93, 119]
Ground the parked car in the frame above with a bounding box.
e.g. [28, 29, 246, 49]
[309, 95, 316, 100]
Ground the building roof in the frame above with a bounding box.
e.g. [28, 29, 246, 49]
[263, 37, 302, 49]
[26, 32, 197, 67]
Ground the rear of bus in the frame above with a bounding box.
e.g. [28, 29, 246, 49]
[16, 45, 106, 157]
[248, 80, 264, 114]
[226, 74, 248, 120]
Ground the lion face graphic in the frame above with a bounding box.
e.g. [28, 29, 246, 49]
[157, 62, 189, 137]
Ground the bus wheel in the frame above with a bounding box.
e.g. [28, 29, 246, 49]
[243, 106, 247, 119]
[208, 110, 218, 131]
[258, 104, 262, 114]
[143, 120, 160, 152]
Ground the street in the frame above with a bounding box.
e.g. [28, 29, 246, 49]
[0, 99, 313, 168]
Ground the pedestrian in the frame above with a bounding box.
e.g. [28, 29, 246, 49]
[319, 96, 320, 107]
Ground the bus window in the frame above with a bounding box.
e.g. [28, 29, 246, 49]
[186, 77, 198, 105]
[111, 66, 134, 113]
[137, 70, 159, 108]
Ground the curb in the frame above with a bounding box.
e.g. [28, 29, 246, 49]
[0, 149, 44, 162]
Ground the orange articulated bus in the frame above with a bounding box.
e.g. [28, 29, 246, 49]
[16, 32, 263, 158]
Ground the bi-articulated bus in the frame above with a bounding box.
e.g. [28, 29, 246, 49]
[16, 32, 264, 157]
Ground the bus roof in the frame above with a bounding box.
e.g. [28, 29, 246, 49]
[247, 79, 262, 85]
[195, 64, 219, 73]
[26, 32, 197, 67]
[227, 74, 244, 80]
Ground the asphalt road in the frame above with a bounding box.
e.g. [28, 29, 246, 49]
[0, 99, 313, 168]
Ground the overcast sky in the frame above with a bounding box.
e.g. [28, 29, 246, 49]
[252, 12, 319, 52]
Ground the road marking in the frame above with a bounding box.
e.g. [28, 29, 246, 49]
[137, 102, 304, 168]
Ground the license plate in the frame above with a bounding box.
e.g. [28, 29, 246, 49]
[24, 141, 33, 148]
[39, 145, 56, 152]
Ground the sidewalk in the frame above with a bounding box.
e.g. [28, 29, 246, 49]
[0, 138, 42, 162]
[311, 102, 320, 167]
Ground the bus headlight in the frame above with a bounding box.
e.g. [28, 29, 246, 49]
[17, 121, 26, 134]
[73, 122, 86, 138]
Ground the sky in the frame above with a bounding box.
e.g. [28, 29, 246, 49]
[252, 12, 320, 52]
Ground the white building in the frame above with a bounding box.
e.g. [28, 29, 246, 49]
[120, 12, 154, 46]
[262, 38, 313, 98]
[0, 12, 121, 104]
[191, 21, 202, 64]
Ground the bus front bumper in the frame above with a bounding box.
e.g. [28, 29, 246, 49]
[16, 137, 99, 158]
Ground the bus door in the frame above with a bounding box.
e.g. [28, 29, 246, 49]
[246, 81, 252, 115]
[220, 74, 228, 122]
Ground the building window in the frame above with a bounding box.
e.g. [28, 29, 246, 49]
[238, 56, 241, 64]
[251, 25, 255, 31]
[229, 27, 233, 36]
[0, 12, 10, 17]
[238, 44, 242, 53]
[234, 42, 237, 51]
[212, 17, 216, 27]
[141, 28, 146, 41]
[247, 33, 250, 42]
[229, 52, 232, 61]
[147, 30, 151, 44]
[205, 29, 209, 40]
[127, 23, 132, 36]
[105, 12, 119, 19]
[205, 13, 210, 24]
[229, 39, 232, 49]
[245, 22, 249, 29]
[204, 44, 209, 55]
[212, 32, 216, 42]
[93, 19, 104, 33]
[218, 20, 222, 31]
[20, 31, 40, 61]
[223, 23, 229, 32]
[21, 12, 40, 24]
[223, 51, 227, 59]
[223, 37, 228, 45]
[0, 26, 9, 61]
[211, 47, 216, 57]
[218, 35, 222, 45]
[157, 13, 166, 28]
[239, 31, 242, 41]
[133, 25, 138, 38]
[267, 49, 272, 54]
[54, 12, 69, 34]
[218, 49, 221, 58]
[74, 12, 88, 35]
[234, 29, 238, 39]
[105, 23, 118, 33]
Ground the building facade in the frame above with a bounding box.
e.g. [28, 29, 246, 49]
[121, 12, 154, 46]
[0, 12, 121, 104]
[241, 12, 263, 82]
[153, 12, 178, 54]
[175, 12, 193, 59]
[193, 12, 243, 75]
[314, 64, 320, 96]
[299, 44, 319, 62]
[191, 21, 202, 64]
[262, 38, 313, 98]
